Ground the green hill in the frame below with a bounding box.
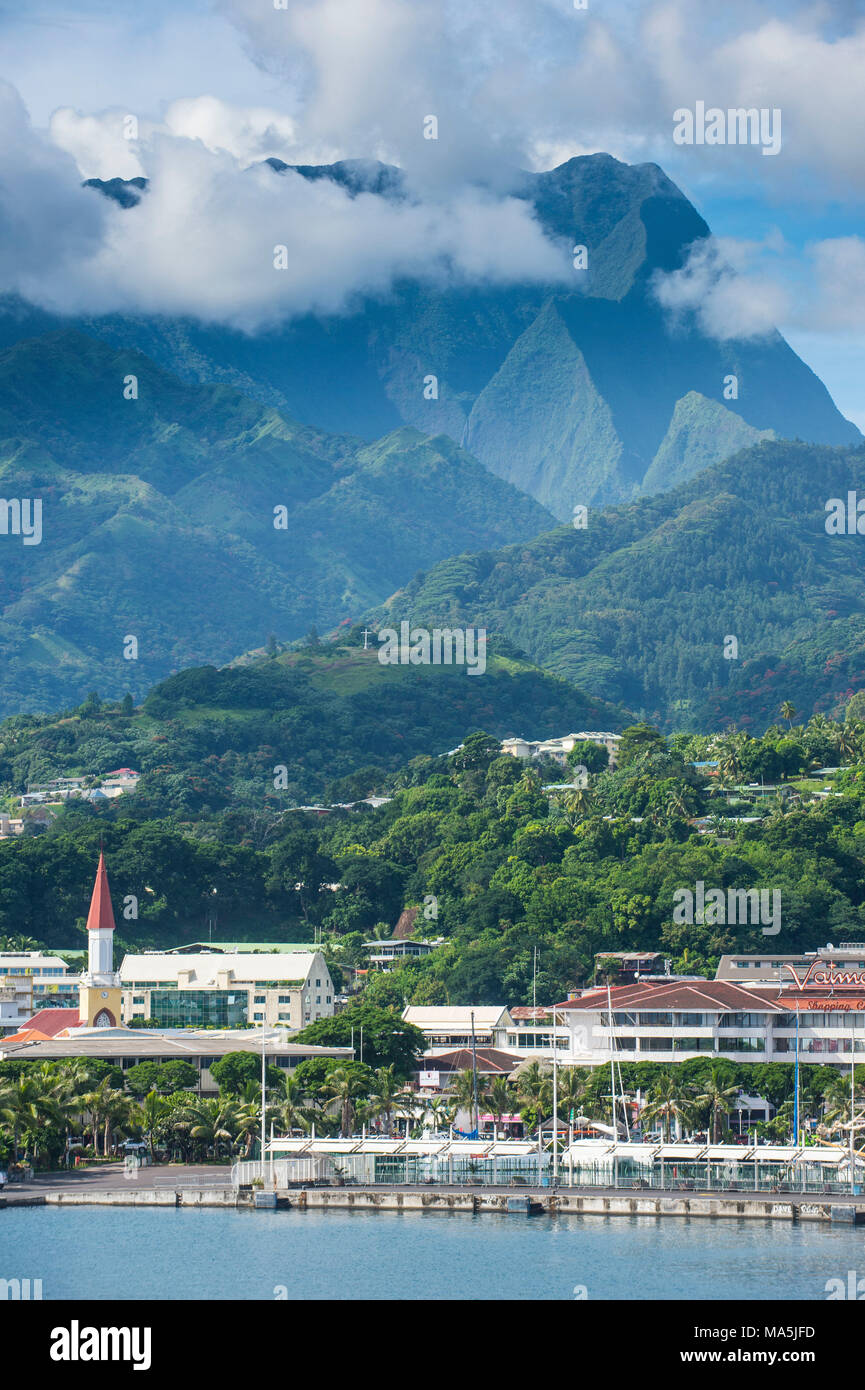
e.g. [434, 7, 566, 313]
[367, 438, 865, 730]
[0, 641, 625, 813]
[0, 331, 556, 715]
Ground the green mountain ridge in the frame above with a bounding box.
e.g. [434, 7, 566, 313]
[3, 153, 858, 517]
[367, 437, 865, 730]
[0, 331, 557, 714]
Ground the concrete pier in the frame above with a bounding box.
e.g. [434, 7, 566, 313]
[42, 1188, 240, 1208]
[4, 1167, 864, 1223]
[289, 1186, 858, 1222]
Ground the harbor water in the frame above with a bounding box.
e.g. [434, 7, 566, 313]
[3, 1204, 865, 1300]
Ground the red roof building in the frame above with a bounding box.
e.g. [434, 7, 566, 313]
[2, 1008, 84, 1044]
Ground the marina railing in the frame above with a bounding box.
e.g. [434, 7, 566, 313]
[233, 1141, 865, 1197]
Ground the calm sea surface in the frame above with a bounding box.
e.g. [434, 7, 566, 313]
[3, 1206, 865, 1300]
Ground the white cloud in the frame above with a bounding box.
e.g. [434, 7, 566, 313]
[164, 97, 306, 165]
[807, 237, 865, 332]
[0, 95, 569, 329]
[654, 230, 865, 353]
[0, 82, 106, 284]
[50, 108, 148, 181]
[216, 0, 865, 197]
[653, 236, 791, 340]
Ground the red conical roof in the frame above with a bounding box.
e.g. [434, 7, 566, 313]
[86, 851, 116, 932]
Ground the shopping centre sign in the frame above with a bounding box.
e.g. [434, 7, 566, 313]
[783, 961, 865, 993]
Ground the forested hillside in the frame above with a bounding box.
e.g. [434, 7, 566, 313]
[371, 438, 865, 729]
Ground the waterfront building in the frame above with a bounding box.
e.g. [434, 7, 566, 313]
[716, 942, 865, 986]
[0, 1028, 352, 1095]
[119, 949, 335, 1029]
[402, 1006, 513, 1053]
[415, 1046, 523, 1090]
[248, 1136, 864, 1195]
[556, 972, 865, 1069]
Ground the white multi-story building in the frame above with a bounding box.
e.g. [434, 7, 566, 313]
[0, 973, 33, 1035]
[504, 1007, 570, 1056]
[0, 952, 75, 1001]
[500, 732, 621, 767]
[402, 1006, 513, 1054]
[119, 949, 335, 1031]
[554, 972, 865, 1069]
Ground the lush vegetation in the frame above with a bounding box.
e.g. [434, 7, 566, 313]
[0, 641, 621, 829]
[4, 679, 865, 997]
[0, 329, 556, 715]
[373, 438, 865, 729]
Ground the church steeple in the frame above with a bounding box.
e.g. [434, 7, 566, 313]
[78, 851, 123, 1028]
[86, 850, 117, 935]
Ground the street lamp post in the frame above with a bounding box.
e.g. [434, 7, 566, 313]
[470, 1011, 479, 1136]
[260, 1026, 267, 1185]
[552, 1005, 559, 1189]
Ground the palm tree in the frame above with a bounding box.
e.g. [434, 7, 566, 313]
[368, 1064, 401, 1135]
[273, 1074, 312, 1137]
[821, 1074, 865, 1138]
[835, 724, 859, 764]
[0, 1071, 64, 1163]
[393, 1091, 426, 1138]
[717, 735, 744, 787]
[98, 1088, 139, 1158]
[556, 1067, 590, 1122]
[561, 786, 592, 826]
[515, 1061, 553, 1128]
[82, 1077, 131, 1158]
[780, 701, 796, 730]
[139, 1090, 171, 1161]
[640, 1075, 695, 1141]
[172, 1097, 235, 1160]
[485, 1077, 513, 1134]
[426, 1096, 455, 1135]
[448, 1069, 488, 1129]
[663, 785, 690, 821]
[694, 1068, 740, 1144]
[232, 1098, 262, 1159]
[323, 1066, 371, 1138]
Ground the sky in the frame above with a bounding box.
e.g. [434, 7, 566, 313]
[0, 0, 863, 424]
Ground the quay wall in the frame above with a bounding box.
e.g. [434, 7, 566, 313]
[41, 1189, 239, 1208]
[292, 1188, 848, 1222]
[3, 1187, 862, 1222]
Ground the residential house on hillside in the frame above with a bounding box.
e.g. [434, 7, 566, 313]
[501, 732, 621, 767]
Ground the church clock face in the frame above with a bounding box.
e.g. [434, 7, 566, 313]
[100, 991, 108, 999]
